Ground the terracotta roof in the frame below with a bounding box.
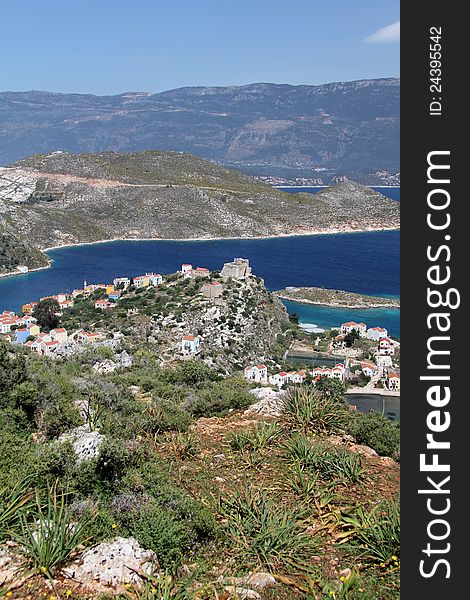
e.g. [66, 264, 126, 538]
[183, 335, 196, 341]
[256, 364, 267, 370]
[342, 321, 357, 327]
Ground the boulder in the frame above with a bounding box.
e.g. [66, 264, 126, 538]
[58, 425, 104, 463]
[62, 537, 158, 590]
[245, 388, 285, 417]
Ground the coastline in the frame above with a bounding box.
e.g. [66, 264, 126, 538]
[276, 293, 400, 309]
[41, 225, 400, 252]
[0, 260, 52, 280]
[0, 225, 399, 280]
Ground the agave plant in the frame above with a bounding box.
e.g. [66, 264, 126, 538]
[13, 486, 92, 576]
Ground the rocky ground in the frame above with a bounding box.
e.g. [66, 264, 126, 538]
[275, 286, 400, 309]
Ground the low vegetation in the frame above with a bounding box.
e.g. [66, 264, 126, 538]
[0, 339, 399, 598]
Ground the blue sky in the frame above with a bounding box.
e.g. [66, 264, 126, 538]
[1, 0, 399, 95]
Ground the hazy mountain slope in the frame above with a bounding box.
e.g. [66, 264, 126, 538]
[0, 79, 399, 183]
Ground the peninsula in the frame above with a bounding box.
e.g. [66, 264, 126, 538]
[275, 286, 400, 309]
[0, 150, 399, 275]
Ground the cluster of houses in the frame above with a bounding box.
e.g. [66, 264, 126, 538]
[244, 361, 347, 389]
[338, 321, 400, 391]
[0, 306, 105, 356]
[0, 270, 168, 356]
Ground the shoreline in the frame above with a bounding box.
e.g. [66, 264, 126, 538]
[0, 260, 52, 280]
[277, 294, 400, 309]
[42, 225, 399, 252]
[0, 225, 399, 280]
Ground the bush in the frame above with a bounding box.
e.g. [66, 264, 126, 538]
[189, 380, 252, 417]
[283, 388, 350, 435]
[128, 505, 190, 567]
[144, 400, 193, 433]
[348, 411, 400, 458]
[13, 487, 92, 576]
[339, 498, 400, 563]
[219, 488, 318, 568]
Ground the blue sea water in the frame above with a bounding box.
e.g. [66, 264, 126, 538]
[0, 187, 400, 336]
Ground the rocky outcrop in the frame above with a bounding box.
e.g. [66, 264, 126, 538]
[62, 537, 158, 590]
[58, 425, 104, 463]
[245, 388, 286, 417]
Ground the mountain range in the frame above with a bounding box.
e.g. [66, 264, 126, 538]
[0, 78, 399, 184]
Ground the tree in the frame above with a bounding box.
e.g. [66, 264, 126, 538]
[315, 377, 346, 401]
[289, 312, 300, 324]
[32, 298, 61, 331]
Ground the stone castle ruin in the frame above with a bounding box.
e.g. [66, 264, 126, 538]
[220, 257, 252, 280]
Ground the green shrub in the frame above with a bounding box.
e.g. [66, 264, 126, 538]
[129, 505, 189, 567]
[144, 400, 193, 433]
[219, 488, 317, 568]
[338, 498, 400, 563]
[13, 487, 92, 576]
[347, 411, 400, 459]
[283, 388, 350, 435]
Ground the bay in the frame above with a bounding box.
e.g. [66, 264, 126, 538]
[0, 186, 399, 336]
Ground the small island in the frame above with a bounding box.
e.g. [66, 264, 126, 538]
[275, 286, 400, 309]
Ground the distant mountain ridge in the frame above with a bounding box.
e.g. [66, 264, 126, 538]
[0, 78, 399, 183]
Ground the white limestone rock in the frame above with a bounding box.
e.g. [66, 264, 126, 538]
[58, 425, 104, 463]
[62, 537, 158, 589]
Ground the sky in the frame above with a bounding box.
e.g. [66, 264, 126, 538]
[1, 0, 399, 95]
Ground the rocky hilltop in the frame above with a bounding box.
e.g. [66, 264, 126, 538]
[0, 78, 399, 183]
[0, 150, 399, 275]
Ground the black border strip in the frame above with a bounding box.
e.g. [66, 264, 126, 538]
[401, 4, 464, 596]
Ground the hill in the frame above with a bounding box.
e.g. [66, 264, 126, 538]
[0, 150, 399, 275]
[0, 266, 400, 597]
[0, 79, 399, 184]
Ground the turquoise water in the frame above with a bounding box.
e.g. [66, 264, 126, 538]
[282, 300, 400, 338]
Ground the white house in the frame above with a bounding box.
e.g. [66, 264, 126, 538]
[378, 337, 396, 356]
[50, 327, 68, 343]
[95, 299, 114, 310]
[41, 340, 60, 356]
[288, 370, 307, 384]
[77, 331, 103, 344]
[366, 326, 388, 341]
[387, 372, 400, 391]
[269, 371, 291, 388]
[360, 361, 378, 378]
[376, 354, 393, 376]
[181, 335, 201, 355]
[147, 273, 163, 286]
[113, 277, 131, 289]
[340, 322, 367, 337]
[244, 364, 268, 384]
[312, 363, 345, 381]
[181, 264, 193, 274]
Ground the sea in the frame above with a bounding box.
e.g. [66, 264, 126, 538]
[0, 186, 400, 336]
